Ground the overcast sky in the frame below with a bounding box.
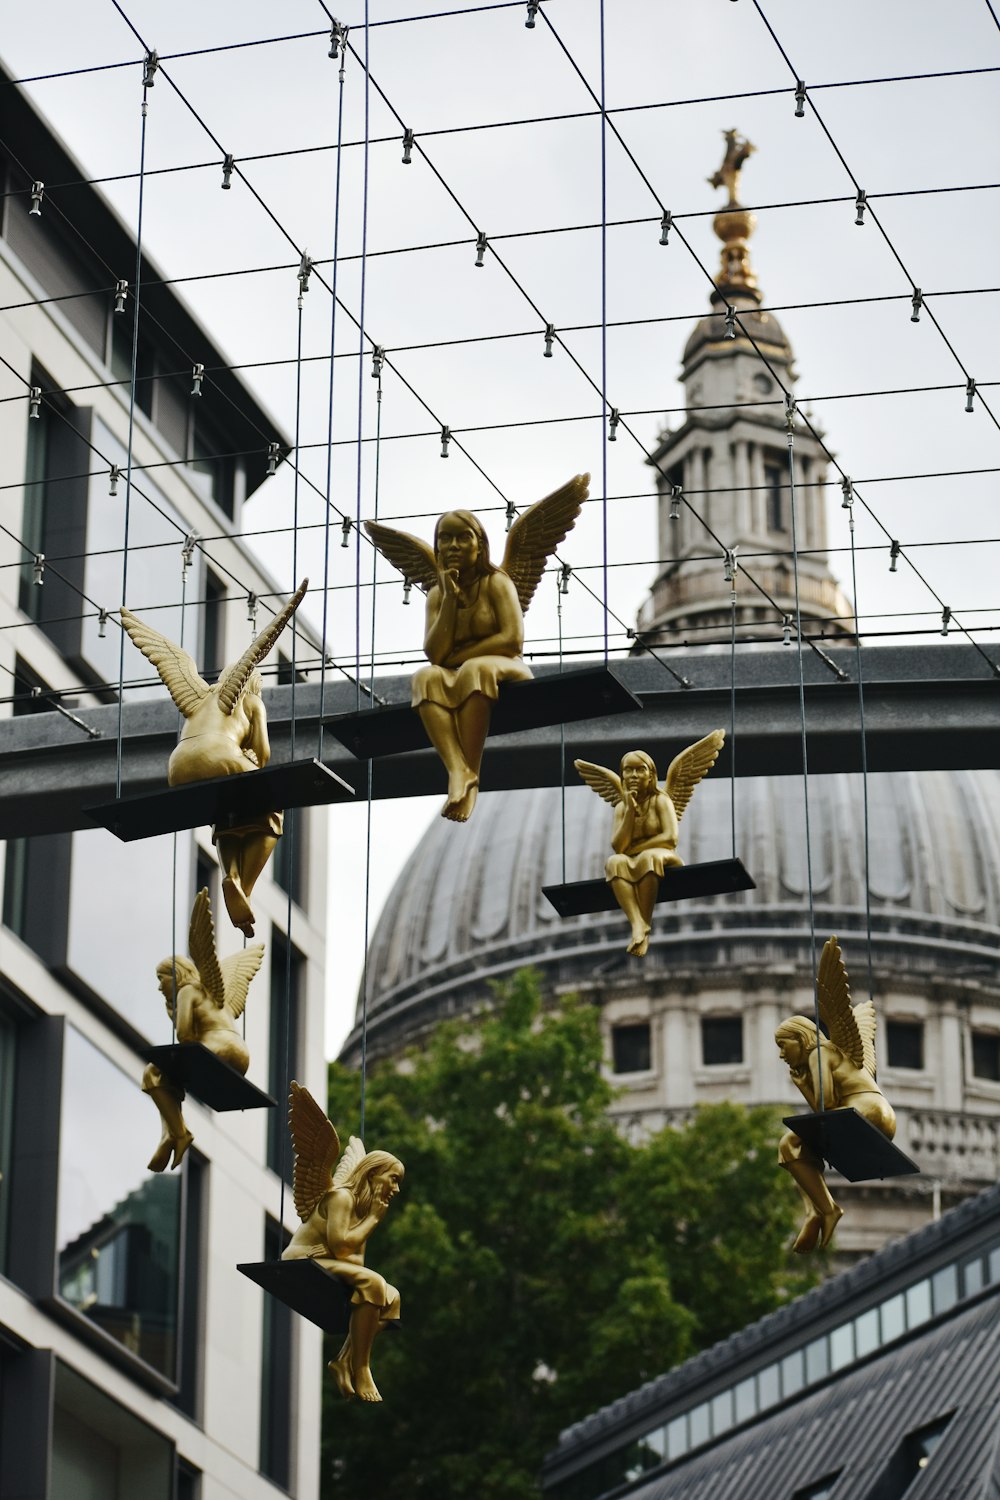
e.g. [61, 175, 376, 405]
[4, 0, 999, 1052]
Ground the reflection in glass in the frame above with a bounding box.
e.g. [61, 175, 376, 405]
[829, 1321, 854, 1371]
[989, 1245, 1000, 1284]
[963, 1256, 984, 1296]
[757, 1363, 780, 1406]
[880, 1292, 906, 1342]
[931, 1263, 958, 1315]
[666, 1414, 688, 1460]
[734, 1375, 757, 1422]
[711, 1388, 734, 1436]
[780, 1349, 805, 1398]
[805, 1337, 829, 1384]
[905, 1278, 932, 1327]
[57, 1028, 180, 1379]
[689, 1403, 710, 1447]
[854, 1306, 880, 1357]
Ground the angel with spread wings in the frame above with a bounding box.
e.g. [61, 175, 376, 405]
[575, 732, 726, 956]
[120, 579, 307, 935]
[142, 887, 264, 1172]
[365, 476, 589, 822]
[282, 1082, 404, 1402]
[776, 935, 896, 1254]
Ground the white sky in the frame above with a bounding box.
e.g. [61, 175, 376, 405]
[4, 0, 999, 1053]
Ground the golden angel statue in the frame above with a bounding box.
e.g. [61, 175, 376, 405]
[143, 887, 264, 1172]
[574, 733, 725, 956]
[120, 579, 307, 935]
[365, 475, 589, 822]
[282, 1082, 404, 1402]
[775, 935, 897, 1254]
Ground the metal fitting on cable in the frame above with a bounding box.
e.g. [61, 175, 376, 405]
[440, 424, 451, 458]
[724, 304, 736, 339]
[371, 345, 385, 380]
[143, 49, 159, 88]
[889, 540, 901, 573]
[181, 533, 198, 578]
[28, 386, 41, 420]
[840, 475, 853, 509]
[966, 377, 976, 413]
[784, 392, 796, 432]
[190, 363, 204, 398]
[659, 210, 672, 246]
[854, 189, 867, 226]
[940, 606, 951, 637]
[341, 516, 352, 548]
[328, 19, 348, 60]
[794, 80, 806, 117]
[608, 408, 620, 442]
[114, 278, 128, 314]
[559, 564, 571, 596]
[543, 323, 555, 358]
[782, 614, 793, 646]
[32, 554, 45, 587]
[505, 499, 516, 532]
[475, 231, 487, 268]
[403, 578, 412, 605]
[669, 483, 682, 521]
[29, 181, 44, 217]
[723, 546, 739, 585]
[525, 0, 540, 26]
[401, 128, 415, 165]
[910, 288, 922, 323]
[266, 441, 280, 476]
[297, 251, 313, 306]
[98, 608, 108, 639]
[247, 592, 258, 625]
[109, 464, 121, 497]
[221, 154, 235, 190]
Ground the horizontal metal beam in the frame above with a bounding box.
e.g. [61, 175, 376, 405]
[1, 643, 997, 839]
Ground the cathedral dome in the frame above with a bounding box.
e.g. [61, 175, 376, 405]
[682, 303, 793, 368]
[347, 768, 1000, 1060]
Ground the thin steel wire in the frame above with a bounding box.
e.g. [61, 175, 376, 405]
[846, 503, 876, 1004]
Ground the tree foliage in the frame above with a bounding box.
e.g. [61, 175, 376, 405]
[322, 971, 813, 1499]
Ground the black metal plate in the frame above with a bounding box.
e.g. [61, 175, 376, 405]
[325, 665, 642, 760]
[542, 857, 756, 918]
[146, 1043, 275, 1113]
[784, 1108, 921, 1183]
[87, 758, 355, 842]
[237, 1259, 353, 1334]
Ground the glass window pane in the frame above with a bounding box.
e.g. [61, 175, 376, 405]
[805, 1338, 829, 1384]
[905, 1279, 932, 1327]
[854, 1307, 880, 1357]
[711, 1389, 734, 1436]
[665, 1414, 688, 1460]
[988, 1246, 1000, 1284]
[611, 1023, 651, 1074]
[57, 1028, 180, 1379]
[0, 1013, 15, 1274]
[734, 1376, 757, 1422]
[688, 1403, 710, 1447]
[932, 1263, 958, 1314]
[880, 1292, 905, 1342]
[964, 1256, 984, 1296]
[757, 1364, 780, 1407]
[781, 1349, 805, 1398]
[701, 1016, 743, 1065]
[829, 1322, 854, 1371]
[54, 1362, 173, 1500]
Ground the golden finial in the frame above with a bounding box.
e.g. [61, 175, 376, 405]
[708, 129, 760, 304]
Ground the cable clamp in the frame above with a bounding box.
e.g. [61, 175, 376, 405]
[505, 499, 517, 532]
[181, 533, 199, 578]
[888, 539, 900, 573]
[114, 278, 128, 314]
[247, 592, 258, 625]
[190, 362, 204, 398]
[525, 0, 540, 26]
[221, 154, 235, 190]
[28, 386, 41, 420]
[29, 181, 44, 217]
[784, 392, 796, 433]
[440, 424, 451, 458]
[371, 345, 385, 380]
[328, 19, 349, 59]
[341, 516, 352, 547]
[475, 231, 488, 268]
[669, 483, 682, 521]
[724, 304, 736, 339]
[659, 210, 672, 246]
[840, 475, 853, 509]
[98, 608, 109, 638]
[608, 407, 620, 442]
[143, 49, 159, 89]
[794, 80, 806, 118]
[559, 564, 572, 595]
[32, 553, 45, 587]
[854, 188, 867, 226]
[940, 606, 951, 637]
[910, 287, 922, 323]
[966, 377, 976, 413]
[543, 322, 555, 358]
[297, 251, 313, 306]
[723, 545, 739, 585]
[266, 441, 280, 476]
[402, 128, 415, 165]
[402, 578, 412, 605]
[782, 613, 793, 646]
[109, 464, 121, 496]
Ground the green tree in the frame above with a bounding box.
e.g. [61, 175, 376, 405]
[322, 971, 812, 1499]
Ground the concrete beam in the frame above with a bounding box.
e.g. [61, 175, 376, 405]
[1, 643, 997, 839]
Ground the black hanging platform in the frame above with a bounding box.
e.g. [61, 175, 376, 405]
[87, 758, 355, 842]
[146, 1043, 276, 1112]
[238, 1259, 353, 1334]
[542, 857, 756, 918]
[784, 1108, 921, 1183]
[325, 665, 642, 760]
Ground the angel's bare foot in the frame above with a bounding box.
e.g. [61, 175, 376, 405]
[626, 923, 651, 957]
[171, 1130, 194, 1170]
[328, 1355, 355, 1400]
[222, 876, 255, 937]
[819, 1204, 843, 1249]
[793, 1213, 823, 1254]
[352, 1364, 382, 1403]
[148, 1137, 173, 1173]
[442, 771, 478, 822]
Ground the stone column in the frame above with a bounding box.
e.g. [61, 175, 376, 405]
[749, 442, 766, 538]
[687, 446, 706, 551]
[662, 1000, 697, 1108]
[732, 439, 751, 540]
[936, 1003, 965, 1111]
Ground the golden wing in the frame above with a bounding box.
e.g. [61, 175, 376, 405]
[216, 578, 308, 716]
[187, 888, 225, 1008]
[664, 729, 726, 822]
[220, 944, 265, 1021]
[816, 935, 867, 1071]
[120, 607, 210, 718]
[288, 1081, 341, 1222]
[573, 759, 624, 807]
[364, 521, 438, 593]
[501, 473, 589, 614]
[333, 1135, 367, 1188]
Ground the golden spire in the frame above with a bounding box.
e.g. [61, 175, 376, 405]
[708, 129, 760, 304]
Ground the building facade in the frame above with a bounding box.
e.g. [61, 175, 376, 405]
[0, 69, 327, 1500]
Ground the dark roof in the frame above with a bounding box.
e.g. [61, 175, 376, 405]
[614, 1288, 1000, 1500]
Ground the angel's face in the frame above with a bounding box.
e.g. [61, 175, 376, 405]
[621, 754, 654, 800]
[436, 514, 480, 576]
[776, 1031, 807, 1068]
[373, 1160, 404, 1205]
